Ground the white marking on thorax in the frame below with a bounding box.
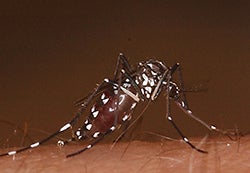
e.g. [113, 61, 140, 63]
[145, 86, 152, 93]
[151, 70, 157, 76]
[141, 88, 145, 95]
[142, 73, 148, 80]
[142, 80, 148, 86]
[135, 79, 139, 84]
[142, 73, 149, 86]
[149, 78, 155, 86]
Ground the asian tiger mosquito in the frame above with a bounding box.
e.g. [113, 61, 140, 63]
[0, 53, 232, 158]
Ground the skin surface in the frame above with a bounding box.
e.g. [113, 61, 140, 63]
[0, 135, 249, 173]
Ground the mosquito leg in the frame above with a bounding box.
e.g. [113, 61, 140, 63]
[174, 63, 189, 108]
[176, 101, 238, 138]
[75, 55, 134, 108]
[171, 64, 237, 139]
[165, 70, 207, 153]
[116, 115, 144, 143]
[114, 53, 133, 80]
[112, 114, 143, 143]
[174, 64, 217, 130]
[112, 121, 131, 143]
[167, 115, 208, 153]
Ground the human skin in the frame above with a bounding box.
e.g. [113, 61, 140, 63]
[0, 135, 249, 173]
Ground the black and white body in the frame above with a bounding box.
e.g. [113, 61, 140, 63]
[0, 53, 228, 158]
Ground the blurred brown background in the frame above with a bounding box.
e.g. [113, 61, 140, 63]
[0, 1, 249, 146]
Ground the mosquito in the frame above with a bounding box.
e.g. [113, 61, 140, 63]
[0, 53, 232, 158]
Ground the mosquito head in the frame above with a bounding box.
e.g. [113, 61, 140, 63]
[168, 82, 181, 100]
[168, 81, 189, 110]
